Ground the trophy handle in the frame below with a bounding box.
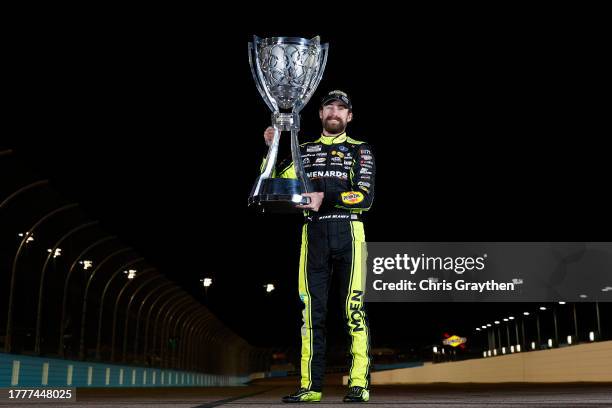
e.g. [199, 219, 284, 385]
[290, 126, 313, 193]
[252, 124, 281, 196]
[250, 36, 279, 112]
[306, 43, 329, 105]
[294, 43, 329, 113]
[248, 42, 275, 112]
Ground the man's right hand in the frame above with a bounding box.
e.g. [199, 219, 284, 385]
[264, 126, 275, 146]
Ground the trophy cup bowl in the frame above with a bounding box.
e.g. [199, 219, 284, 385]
[248, 36, 329, 213]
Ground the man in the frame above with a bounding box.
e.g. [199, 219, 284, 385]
[262, 90, 375, 403]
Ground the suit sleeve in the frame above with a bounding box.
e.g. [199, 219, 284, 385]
[328, 143, 375, 210]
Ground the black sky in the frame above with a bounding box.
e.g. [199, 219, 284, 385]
[6, 16, 610, 354]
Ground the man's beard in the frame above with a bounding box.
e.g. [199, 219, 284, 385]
[322, 118, 346, 134]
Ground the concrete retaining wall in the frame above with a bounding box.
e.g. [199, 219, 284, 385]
[344, 340, 612, 384]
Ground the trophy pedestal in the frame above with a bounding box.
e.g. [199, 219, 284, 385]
[249, 178, 310, 213]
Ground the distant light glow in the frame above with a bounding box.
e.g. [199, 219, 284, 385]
[19, 232, 35, 243]
[80, 260, 93, 270]
[47, 248, 62, 258]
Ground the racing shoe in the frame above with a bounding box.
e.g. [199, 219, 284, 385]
[281, 388, 322, 403]
[343, 386, 370, 402]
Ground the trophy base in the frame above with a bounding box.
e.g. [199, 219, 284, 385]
[249, 178, 310, 214]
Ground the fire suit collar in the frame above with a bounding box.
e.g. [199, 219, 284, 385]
[319, 132, 347, 145]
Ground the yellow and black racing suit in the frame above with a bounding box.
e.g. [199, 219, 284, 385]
[263, 132, 375, 391]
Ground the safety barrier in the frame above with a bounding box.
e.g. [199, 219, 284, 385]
[0, 353, 249, 387]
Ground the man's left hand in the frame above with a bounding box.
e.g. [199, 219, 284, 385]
[296, 192, 324, 212]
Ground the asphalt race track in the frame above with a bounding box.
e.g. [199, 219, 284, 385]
[2, 376, 612, 407]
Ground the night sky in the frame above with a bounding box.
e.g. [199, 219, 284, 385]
[6, 18, 610, 357]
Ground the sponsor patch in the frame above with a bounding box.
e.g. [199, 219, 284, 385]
[339, 145, 349, 152]
[306, 170, 348, 179]
[361, 154, 373, 161]
[360, 168, 372, 175]
[315, 157, 326, 163]
[341, 191, 365, 205]
[307, 145, 322, 153]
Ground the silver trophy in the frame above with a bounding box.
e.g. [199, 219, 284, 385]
[248, 35, 329, 212]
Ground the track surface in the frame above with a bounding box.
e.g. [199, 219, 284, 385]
[2, 376, 612, 407]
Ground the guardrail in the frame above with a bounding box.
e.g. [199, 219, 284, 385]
[0, 353, 249, 387]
